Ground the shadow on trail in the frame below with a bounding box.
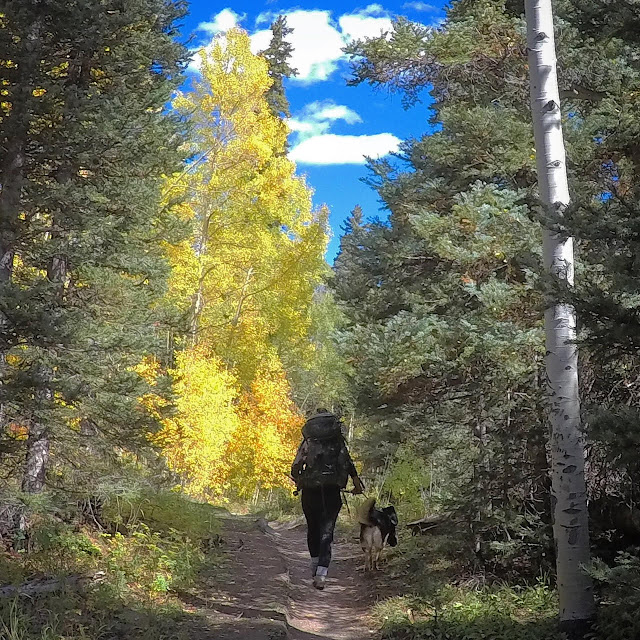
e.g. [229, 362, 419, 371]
[380, 617, 562, 640]
[0, 586, 287, 640]
[0, 514, 289, 640]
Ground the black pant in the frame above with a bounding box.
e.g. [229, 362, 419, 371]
[301, 486, 343, 569]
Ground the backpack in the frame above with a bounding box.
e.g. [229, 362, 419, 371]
[294, 412, 351, 489]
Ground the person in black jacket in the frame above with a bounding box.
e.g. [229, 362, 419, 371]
[291, 409, 364, 590]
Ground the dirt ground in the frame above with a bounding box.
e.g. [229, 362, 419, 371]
[178, 512, 388, 640]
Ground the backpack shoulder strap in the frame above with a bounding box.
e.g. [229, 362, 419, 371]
[291, 438, 308, 481]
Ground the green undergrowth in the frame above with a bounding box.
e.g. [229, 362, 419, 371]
[374, 582, 562, 640]
[216, 486, 303, 523]
[368, 525, 640, 640]
[0, 489, 223, 639]
[0, 592, 193, 640]
[588, 551, 640, 640]
[370, 529, 563, 640]
[253, 488, 303, 522]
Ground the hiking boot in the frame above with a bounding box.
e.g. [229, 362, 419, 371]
[313, 566, 328, 590]
[313, 574, 326, 590]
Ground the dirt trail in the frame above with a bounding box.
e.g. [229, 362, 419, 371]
[177, 513, 287, 639]
[271, 519, 376, 640]
[184, 513, 381, 640]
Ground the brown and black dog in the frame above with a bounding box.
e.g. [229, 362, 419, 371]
[358, 497, 398, 571]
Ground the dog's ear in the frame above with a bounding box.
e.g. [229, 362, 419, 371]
[383, 506, 398, 526]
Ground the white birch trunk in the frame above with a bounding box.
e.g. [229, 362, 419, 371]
[525, 0, 594, 626]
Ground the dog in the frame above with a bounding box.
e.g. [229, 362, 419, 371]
[358, 497, 398, 571]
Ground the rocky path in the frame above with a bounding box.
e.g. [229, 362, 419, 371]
[182, 513, 382, 640]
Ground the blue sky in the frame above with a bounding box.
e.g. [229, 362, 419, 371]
[181, 1, 446, 260]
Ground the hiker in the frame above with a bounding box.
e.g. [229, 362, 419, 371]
[291, 408, 364, 590]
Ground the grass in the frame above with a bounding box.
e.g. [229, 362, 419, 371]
[373, 582, 563, 640]
[363, 526, 565, 640]
[0, 490, 224, 640]
[0, 591, 193, 640]
[7, 487, 637, 640]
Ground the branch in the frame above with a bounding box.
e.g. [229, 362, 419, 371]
[560, 85, 608, 103]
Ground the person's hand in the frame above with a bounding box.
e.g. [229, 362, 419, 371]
[352, 477, 365, 495]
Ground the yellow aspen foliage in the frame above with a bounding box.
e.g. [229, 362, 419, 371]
[223, 358, 304, 498]
[165, 29, 328, 384]
[150, 346, 240, 499]
[154, 28, 328, 498]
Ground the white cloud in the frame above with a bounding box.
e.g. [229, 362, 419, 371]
[287, 101, 399, 166]
[197, 8, 244, 35]
[249, 29, 272, 55]
[403, 1, 439, 11]
[303, 100, 362, 125]
[255, 11, 277, 26]
[192, 6, 395, 83]
[252, 10, 345, 82]
[288, 119, 319, 135]
[288, 101, 363, 141]
[338, 12, 392, 43]
[362, 4, 387, 15]
[250, 6, 392, 83]
[289, 133, 401, 165]
[187, 49, 202, 75]
[313, 104, 362, 125]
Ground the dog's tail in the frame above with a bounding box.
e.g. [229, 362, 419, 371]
[357, 496, 376, 526]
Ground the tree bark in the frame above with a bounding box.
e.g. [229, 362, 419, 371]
[21, 235, 67, 494]
[525, 0, 594, 627]
[21, 409, 50, 494]
[188, 207, 212, 344]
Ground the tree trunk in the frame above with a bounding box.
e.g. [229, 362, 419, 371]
[525, 0, 594, 628]
[231, 267, 254, 326]
[22, 360, 54, 493]
[22, 236, 67, 494]
[188, 208, 212, 344]
[21, 412, 50, 493]
[0, 15, 41, 282]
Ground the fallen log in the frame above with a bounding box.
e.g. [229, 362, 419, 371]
[406, 511, 455, 535]
[0, 572, 105, 598]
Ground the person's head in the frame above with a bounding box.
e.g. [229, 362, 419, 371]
[311, 407, 344, 417]
[306, 407, 329, 418]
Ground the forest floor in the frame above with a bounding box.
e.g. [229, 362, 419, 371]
[0, 505, 567, 640]
[0, 504, 394, 640]
[176, 511, 387, 640]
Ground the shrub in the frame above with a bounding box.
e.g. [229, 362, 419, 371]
[590, 551, 640, 640]
[375, 582, 562, 640]
[102, 522, 205, 597]
[101, 488, 222, 541]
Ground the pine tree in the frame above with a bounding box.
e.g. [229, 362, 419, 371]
[0, 0, 188, 494]
[341, 0, 640, 583]
[338, 1, 554, 570]
[259, 16, 298, 119]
